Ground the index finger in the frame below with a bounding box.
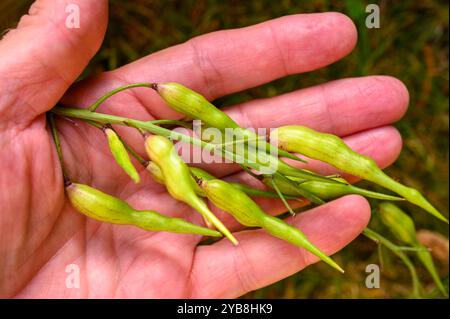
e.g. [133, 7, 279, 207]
[63, 12, 357, 119]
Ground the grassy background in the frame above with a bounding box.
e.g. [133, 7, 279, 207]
[1, 0, 448, 298]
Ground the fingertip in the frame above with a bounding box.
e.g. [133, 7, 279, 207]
[339, 194, 371, 230]
[379, 126, 403, 167]
[371, 76, 410, 122]
[265, 12, 358, 73]
[312, 12, 358, 65]
[326, 12, 358, 54]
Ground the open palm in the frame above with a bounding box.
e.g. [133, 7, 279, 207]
[0, 0, 409, 298]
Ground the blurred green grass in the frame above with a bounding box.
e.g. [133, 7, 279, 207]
[2, 0, 448, 298]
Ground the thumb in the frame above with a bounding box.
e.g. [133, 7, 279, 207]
[0, 0, 108, 127]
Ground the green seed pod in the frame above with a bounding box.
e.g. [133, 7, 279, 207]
[152, 82, 239, 129]
[199, 178, 344, 273]
[104, 127, 140, 183]
[66, 183, 221, 237]
[145, 135, 238, 245]
[379, 203, 448, 296]
[272, 125, 448, 223]
[147, 161, 206, 196]
[297, 179, 404, 201]
[379, 202, 418, 246]
[416, 249, 448, 297]
[153, 82, 303, 162]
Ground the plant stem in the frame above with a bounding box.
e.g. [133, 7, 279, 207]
[270, 179, 296, 216]
[48, 114, 70, 185]
[363, 228, 422, 298]
[121, 140, 148, 167]
[396, 246, 430, 252]
[88, 82, 154, 112]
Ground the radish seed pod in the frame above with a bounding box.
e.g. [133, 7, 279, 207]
[379, 202, 448, 296]
[379, 202, 417, 245]
[104, 127, 140, 183]
[152, 82, 239, 129]
[272, 125, 447, 223]
[66, 183, 221, 237]
[297, 179, 403, 201]
[267, 175, 403, 202]
[145, 135, 238, 245]
[199, 178, 344, 273]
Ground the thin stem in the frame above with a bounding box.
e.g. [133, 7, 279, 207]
[377, 243, 385, 270]
[396, 246, 431, 252]
[270, 179, 296, 216]
[363, 228, 422, 298]
[122, 141, 148, 167]
[48, 114, 70, 185]
[88, 82, 154, 112]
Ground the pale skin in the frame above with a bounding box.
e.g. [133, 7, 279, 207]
[0, 0, 409, 298]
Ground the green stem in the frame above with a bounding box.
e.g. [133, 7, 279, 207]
[270, 179, 296, 216]
[377, 244, 385, 270]
[48, 114, 70, 185]
[88, 82, 154, 112]
[396, 246, 430, 252]
[122, 140, 148, 167]
[363, 228, 422, 298]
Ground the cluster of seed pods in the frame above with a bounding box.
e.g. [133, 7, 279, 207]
[55, 82, 447, 275]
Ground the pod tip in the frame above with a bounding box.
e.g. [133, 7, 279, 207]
[432, 210, 448, 224]
[325, 257, 345, 274]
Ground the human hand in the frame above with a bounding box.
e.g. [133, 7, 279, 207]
[0, 0, 408, 298]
